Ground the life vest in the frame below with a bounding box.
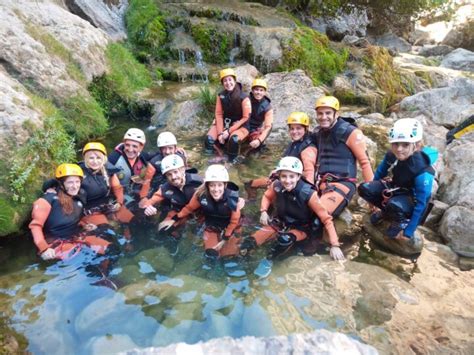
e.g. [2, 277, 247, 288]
[42, 191, 84, 239]
[198, 182, 239, 229]
[160, 172, 203, 211]
[313, 118, 357, 179]
[218, 83, 248, 128]
[108, 144, 147, 187]
[78, 162, 119, 209]
[247, 93, 271, 132]
[274, 179, 315, 227]
[386, 150, 435, 189]
[283, 133, 314, 158]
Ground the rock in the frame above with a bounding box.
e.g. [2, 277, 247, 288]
[134, 247, 175, 275]
[423, 241, 459, 265]
[362, 214, 424, 257]
[234, 64, 260, 93]
[370, 33, 412, 53]
[440, 48, 474, 72]
[325, 8, 369, 41]
[399, 77, 474, 127]
[137, 330, 378, 354]
[65, 0, 128, 41]
[438, 140, 474, 207]
[459, 257, 474, 271]
[416, 226, 443, 244]
[86, 334, 138, 355]
[0, 68, 43, 153]
[439, 205, 474, 257]
[423, 200, 450, 230]
[263, 70, 325, 134]
[418, 44, 454, 57]
[441, 10, 474, 51]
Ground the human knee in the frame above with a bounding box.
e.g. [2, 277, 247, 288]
[277, 233, 296, 246]
[358, 182, 377, 201]
[230, 134, 239, 145]
[384, 199, 409, 220]
[205, 135, 215, 150]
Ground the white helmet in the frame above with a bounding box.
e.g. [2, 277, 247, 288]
[388, 119, 423, 143]
[124, 128, 146, 144]
[275, 156, 303, 175]
[204, 164, 229, 182]
[157, 131, 177, 147]
[161, 154, 185, 174]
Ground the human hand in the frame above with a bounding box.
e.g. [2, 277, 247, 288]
[111, 203, 122, 212]
[138, 198, 149, 209]
[213, 240, 226, 251]
[41, 248, 56, 260]
[218, 134, 226, 145]
[260, 211, 270, 226]
[158, 219, 175, 231]
[83, 223, 97, 232]
[249, 139, 260, 149]
[329, 246, 345, 261]
[144, 205, 158, 216]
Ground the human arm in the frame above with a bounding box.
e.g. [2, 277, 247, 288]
[139, 163, 156, 199]
[228, 97, 251, 134]
[301, 146, 318, 185]
[224, 197, 244, 238]
[29, 198, 52, 255]
[346, 129, 374, 183]
[404, 172, 434, 238]
[215, 96, 224, 135]
[259, 182, 276, 225]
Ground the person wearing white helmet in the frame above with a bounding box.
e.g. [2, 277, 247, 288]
[358, 118, 438, 242]
[139, 155, 202, 229]
[159, 164, 244, 261]
[240, 157, 344, 261]
[139, 131, 188, 202]
[108, 128, 151, 195]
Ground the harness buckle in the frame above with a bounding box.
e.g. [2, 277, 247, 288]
[224, 118, 232, 130]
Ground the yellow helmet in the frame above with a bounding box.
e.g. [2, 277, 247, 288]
[287, 112, 310, 127]
[251, 78, 268, 90]
[55, 163, 84, 179]
[315, 96, 340, 111]
[219, 68, 236, 81]
[83, 142, 107, 156]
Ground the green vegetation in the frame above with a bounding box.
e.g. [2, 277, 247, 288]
[279, 26, 348, 85]
[198, 85, 217, 123]
[190, 23, 231, 64]
[0, 196, 20, 236]
[188, 8, 260, 26]
[126, 0, 167, 59]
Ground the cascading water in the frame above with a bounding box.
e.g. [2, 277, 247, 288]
[178, 49, 186, 65]
[192, 50, 208, 82]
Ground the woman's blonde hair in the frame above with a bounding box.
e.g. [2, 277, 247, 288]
[84, 150, 110, 188]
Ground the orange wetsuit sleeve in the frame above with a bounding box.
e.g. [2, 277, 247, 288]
[145, 187, 165, 207]
[301, 145, 318, 185]
[110, 174, 124, 205]
[215, 96, 224, 135]
[346, 129, 374, 183]
[225, 206, 241, 237]
[176, 192, 201, 219]
[140, 163, 156, 199]
[260, 182, 277, 212]
[257, 109, 273, 142]
[307, 192, 339, 246]
[229, 97, 251, 134]
[29, 198, 52, 253]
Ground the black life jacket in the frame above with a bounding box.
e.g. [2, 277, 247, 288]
[218, 83, 248, 127]
[108, 144, 149, 187]
[313, 118, 357, 179]
[274, 179, 315, 227]
[78, 162, 119, 209]
[386, 151, 435, 189]
[198, 182, 239, 229]
[283, 133, 314, 158]
[160, 172, 203, 211]
[42, 191, 84, 239]
[247, 93, 271, 132]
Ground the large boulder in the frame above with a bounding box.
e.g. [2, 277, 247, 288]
[399, 77, 474, 127]
[441, 10, 474, 51]
[440, 48, 474, 72]
[324, 8, 369, 41]
[369, 33, 412, 53]
[64, 0, 128, 41]
[440, 205, 474, 257]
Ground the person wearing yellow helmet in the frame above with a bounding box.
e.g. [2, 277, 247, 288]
[29, 164, 112, 261]
[205, 68, 252, 162]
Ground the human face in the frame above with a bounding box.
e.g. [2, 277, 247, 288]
[391, 142, 415, 161]
[252, 86, 266, 101]
[279, 171, 300, 192]
[160, 145, 176, 157]
[208, 181, 225, 201]
[84, 151, 105, 172]
[63, 176, 81, 196]
[165, 167, 185, 188]
[316, 107, 338, 129]
[123, 139, 143, 160]
[288, 124, 306, 142]
[222, 76, 236, 92]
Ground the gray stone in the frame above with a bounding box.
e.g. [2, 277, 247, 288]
[128, 330, 378, 354]
[459, 257, 474, 271]
[370, 33, 412, 53]
[399, 77, 474, 127]
[440, 205, 474, 257]
[325, 8, 369, 41]
[418, 45, 454, 57]
[441, 15, 474, 51]
[424, 241, 459, 265]
[423, 200, 450, 230]
[440, 48, 474, 72]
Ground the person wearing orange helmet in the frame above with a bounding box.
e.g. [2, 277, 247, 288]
[205, 68, 252, 162]
[29, 164, 113, 261]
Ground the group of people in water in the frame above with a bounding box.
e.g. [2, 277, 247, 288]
[29, 68, 438, 274]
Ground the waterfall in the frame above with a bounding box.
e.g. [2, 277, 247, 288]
[193, 50, 208, 82]
[178, 49, 186, 65]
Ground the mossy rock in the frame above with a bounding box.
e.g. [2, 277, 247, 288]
[0, 196, 24, 236]
[190, 22, 231, 64]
